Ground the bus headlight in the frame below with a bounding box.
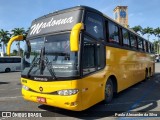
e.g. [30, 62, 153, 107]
[22, 85, 29, 91]
[57, 89, 79, 96]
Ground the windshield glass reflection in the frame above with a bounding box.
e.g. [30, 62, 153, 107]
[22, 34, 79, 80]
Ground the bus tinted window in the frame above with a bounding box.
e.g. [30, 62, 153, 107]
[14, 58, 21, 63]
[0, 58, 21, 63]
[148, 42, 151, 53]
[83, 36, 105, 75]
[0, 58, 5, 63]
[122, 29, 130, 46]
[138, 37, 143, 50]
[5, 58, 13, 63]
[130, 34, 137, 48]
[151, 44, 154, 53]
[143, 40, 147, 52]
[108, 22, 119, 43]
[85, 12, 104, 40]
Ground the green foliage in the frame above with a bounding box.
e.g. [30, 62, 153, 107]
[0, 29, 10, 53]
[12, 49, 18, 56]
[11, 28, 25, 37]
[154, 27, 160, 40]
[11, 28, 26, 56]
[131, 25, 142, 33]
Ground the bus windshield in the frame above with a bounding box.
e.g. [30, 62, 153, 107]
[22, 33, 79, 81]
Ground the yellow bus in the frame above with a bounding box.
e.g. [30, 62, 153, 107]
[7, 6, 155, 111]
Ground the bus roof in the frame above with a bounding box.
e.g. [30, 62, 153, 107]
[29, 6, 152, 44]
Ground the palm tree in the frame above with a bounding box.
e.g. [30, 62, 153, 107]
[12, 49, 18, 56]
[141, 27, 153, 41]
[23, 27, 30, 40]
[154, 27, 160, 54]
[131, 25, 142, 35]
[153, 40, 159, 54]
[0, 29, 10, 54]
[154, 27, 160, 41]
[11, 28, 25, 56]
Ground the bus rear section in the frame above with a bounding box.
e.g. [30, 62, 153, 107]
[0, 56, 22, 72]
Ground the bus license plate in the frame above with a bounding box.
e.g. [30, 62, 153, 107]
[37, 97, 46, 103]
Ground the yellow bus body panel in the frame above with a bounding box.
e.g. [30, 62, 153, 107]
[21, 46, 154, 111]
[105, 46, 154, 92]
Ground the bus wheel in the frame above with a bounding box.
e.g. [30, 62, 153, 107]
[104, 79, 113, 103]
[145, 69, 148, 80]
[5, 68, 10, 73]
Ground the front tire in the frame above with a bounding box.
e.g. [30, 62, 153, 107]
[104, 79, 113, 103]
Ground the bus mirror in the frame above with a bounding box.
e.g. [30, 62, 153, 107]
[7, 35, 24, 56]
[24, 40, 31, 59]
[70, 23, 84, 52]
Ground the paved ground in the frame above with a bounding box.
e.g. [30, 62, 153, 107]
[0, 63, 160, 120]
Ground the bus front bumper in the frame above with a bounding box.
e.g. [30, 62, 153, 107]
[22, 89, 83, 111]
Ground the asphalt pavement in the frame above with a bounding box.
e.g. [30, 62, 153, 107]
[0, 63, 160, 120]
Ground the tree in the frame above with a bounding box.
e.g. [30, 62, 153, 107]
[0, 29, 10, 54]
[131, 25, 142, 35]
[23, 27, 30, 40]
[141, 27, 153, 41]
[153, 27, 160, 54]
[154, 27, 160, 41]
[12, 49, 18, 56]
[11, 28, 25, 56]
[153, 40, 159, 54]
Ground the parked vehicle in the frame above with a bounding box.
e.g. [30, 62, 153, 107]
[0, 56, 22, 72]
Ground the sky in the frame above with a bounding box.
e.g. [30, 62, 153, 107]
[0, 0, 160, 52]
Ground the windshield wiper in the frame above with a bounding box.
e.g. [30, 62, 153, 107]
[40, 47, 57, 79]
[26, 47, 57, 80]
[40, 47, 45, 75]
[45, 57, 57, 80]
[27, 54, 39, 77]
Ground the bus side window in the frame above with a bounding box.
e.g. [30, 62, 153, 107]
[151, 44, 154, 53]
[108, 22, 119, 44]
[5, 58, 13, 63]
[83, 36, 105, 75]
[14, 58, 21, 63]
[122, 29, 130, 47]
[0, 58, 2, 63]
[148, 42, 151, 53]
[85, 12, 104, 40]
[138, 37, 143, 51]
[143, 40, 146, 52]
[145, 41, 149, 52]
[130, 34, 137, 49]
